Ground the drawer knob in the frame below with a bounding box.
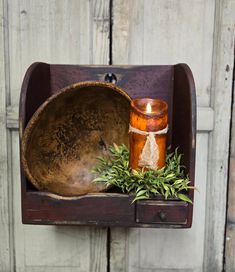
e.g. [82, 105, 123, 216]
[159, 211, 167, 221]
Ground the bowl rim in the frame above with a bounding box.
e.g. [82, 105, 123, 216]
[21, 81, 131, 195]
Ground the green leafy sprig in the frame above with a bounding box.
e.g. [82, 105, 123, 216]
[93, 144, 196, 203]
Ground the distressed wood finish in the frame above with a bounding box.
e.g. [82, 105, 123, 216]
[225, 14, 235, 271]
[14, 131, 109, 272]
[110, 133, 209, 272]
[19, 63, 196, 228]
[225, 83, 235, 270]
[226, 159, 235, 271]
[173, 64, 197, 228]
[136, 201, 188, 224]
[204, 1, 235, 271]
[7, 104, 214, 132]
[112, 0, 215, 107]
[4, 0, 110, 271]
[111, 0, 215, 271]
[21, 82, 131, 196]
[226, 224, 235, 271]
[1, 0, 234, 271]
[0, 0, 12, 270]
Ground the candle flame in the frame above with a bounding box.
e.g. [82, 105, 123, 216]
[146, 103, 152, 113]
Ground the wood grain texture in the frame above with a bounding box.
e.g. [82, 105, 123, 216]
[172, 64, 197, 227]
[227, 158, 235, 224]
[19, 64, 194, 228]
[7, 105, 215, 132]
[5, 0, 110, 271]
[13, 132, 108, 272]
[112, 0, 215, 107]
[110, 228, 129, 272]
[1, 0, 233, 271]
[0, 0, 11, 271]
[90, 0, 110, 64]
[225, 158, 235, 271]
[204, 1, 235, 271]
[111, 0, 215, 270]
[225, 27, 235, 272]
[112, 0, 235, 270]
[225, 224, 235, 272]
[197, 107, 214, 132]
[21, 82, 130, 196]
[110, 133, 208, 271]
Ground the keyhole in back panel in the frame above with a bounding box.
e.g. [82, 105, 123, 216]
[104, 73, 117, 84]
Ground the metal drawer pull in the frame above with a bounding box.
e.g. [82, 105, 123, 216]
[159, 211, 167, 221]
[104, 73, 117, 84]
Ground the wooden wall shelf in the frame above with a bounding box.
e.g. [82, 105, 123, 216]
[19, 63, 196, 228]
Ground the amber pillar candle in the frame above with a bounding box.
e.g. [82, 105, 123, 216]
[129, 98, 168, 170]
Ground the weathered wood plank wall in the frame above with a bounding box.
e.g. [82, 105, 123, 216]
[225, 2, 235, 266]
[1, 1, 109, 271]
[111, 1, 215, 271]
[0, 0, 12, 270]
[225, 79, 235, 271]
[110, 134, 209, 272]
[204, 1, 235, 271]
[0, 0, 234, 271]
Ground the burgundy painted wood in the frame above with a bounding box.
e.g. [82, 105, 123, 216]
[19, 63, 196, 228]
[136, 200, 188, 224]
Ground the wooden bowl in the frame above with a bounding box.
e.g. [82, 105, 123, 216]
[22, 81, 131, 196]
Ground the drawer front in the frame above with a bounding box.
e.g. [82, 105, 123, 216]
[136, 201, 188, 224]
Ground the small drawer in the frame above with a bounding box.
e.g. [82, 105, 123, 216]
[136, 200, 188, 224]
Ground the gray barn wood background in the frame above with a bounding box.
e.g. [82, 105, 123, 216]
[0, 0, 234, 271]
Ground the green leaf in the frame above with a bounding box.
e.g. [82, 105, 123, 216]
[165, 189, 170, 199]
[113, 143, 119, 152]
[173, 179, 184, 185]
[150, 188, 159, 194]
[132, 169, 139, 176]
[132, 195, 149, 203]
[136, 186, 144, 193]
[136, 189, 147, 197]
[92, 144, 197, 204]
[92, 177, 106, 182]
[166, 173, 175, 179]
[177, 193, 193, 204]
[187, 186, 199, 192]
[163, 184, 169, 191]
[170, 187, 175, 195]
